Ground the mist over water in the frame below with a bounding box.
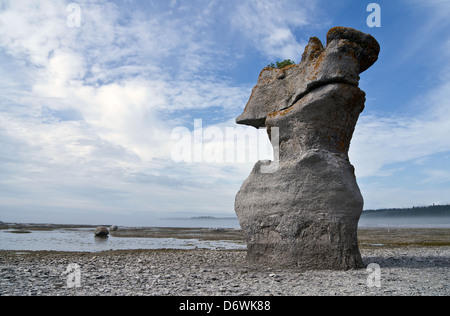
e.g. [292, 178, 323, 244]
[155, 215, 450, 229]
[152, 217, 241, 229]
[358, 215, 450, 228]
[155, 213, 450, 229]
[359, 205, 450, 228]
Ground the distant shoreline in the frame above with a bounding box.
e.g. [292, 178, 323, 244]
[363, 204, 450, 217]
[1, 204, 450, 234]
[2, 204, 449, 228]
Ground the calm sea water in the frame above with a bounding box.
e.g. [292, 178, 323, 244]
[1, 216, 448, 252]
[0, 228, 246, 252]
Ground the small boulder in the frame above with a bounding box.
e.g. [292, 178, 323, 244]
[94, 226, 109, 237]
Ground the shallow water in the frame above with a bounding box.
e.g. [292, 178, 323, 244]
[0, 228, 246, 252]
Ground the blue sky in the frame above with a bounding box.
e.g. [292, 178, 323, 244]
[0, 0, 450, 225]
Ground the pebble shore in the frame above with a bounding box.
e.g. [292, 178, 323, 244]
[1, 246, 449, 296]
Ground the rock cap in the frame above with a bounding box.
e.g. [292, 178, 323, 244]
[236, 27, 380, 128]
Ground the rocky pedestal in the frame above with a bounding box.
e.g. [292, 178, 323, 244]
[235, 27, 380, 270]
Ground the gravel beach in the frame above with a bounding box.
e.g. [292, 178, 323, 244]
[1, 246, 449, 296]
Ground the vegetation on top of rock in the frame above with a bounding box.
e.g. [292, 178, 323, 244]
[267, 59, 296, 69]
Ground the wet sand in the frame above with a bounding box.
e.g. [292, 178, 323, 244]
[4, 223, 448, 245]
[119, 227, 450, 247]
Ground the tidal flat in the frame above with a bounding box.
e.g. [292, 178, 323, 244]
[1, 223, 449, 249]
[111, 227, 450, 246]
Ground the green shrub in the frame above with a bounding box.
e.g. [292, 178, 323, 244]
[267, 59, 296, 69]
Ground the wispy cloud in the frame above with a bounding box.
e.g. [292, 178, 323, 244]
[230, 0, 321, 60]
[351, 106, 450, 179]
[351, 1, 450, 181]
[0, 0, 268, 223]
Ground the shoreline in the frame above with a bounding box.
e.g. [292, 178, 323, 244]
[2, 224, 449, 248]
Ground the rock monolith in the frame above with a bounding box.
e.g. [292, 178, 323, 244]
[235, 27, 380, 270]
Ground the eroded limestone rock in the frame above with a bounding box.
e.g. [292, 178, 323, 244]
[235, 27, 380, 270]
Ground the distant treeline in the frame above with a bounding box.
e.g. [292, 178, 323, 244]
[363, 204, 450, 217]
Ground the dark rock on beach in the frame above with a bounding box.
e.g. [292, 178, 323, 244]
[94, 226, 109, 237]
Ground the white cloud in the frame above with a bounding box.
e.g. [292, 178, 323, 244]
[0, 0, 68, 66]
[0, 0, 267, 223]
[352, 46, 450, 178]
[0, 0, 251, 159]
[351, 98, 450, 179]
[230, 0, 320, 60]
